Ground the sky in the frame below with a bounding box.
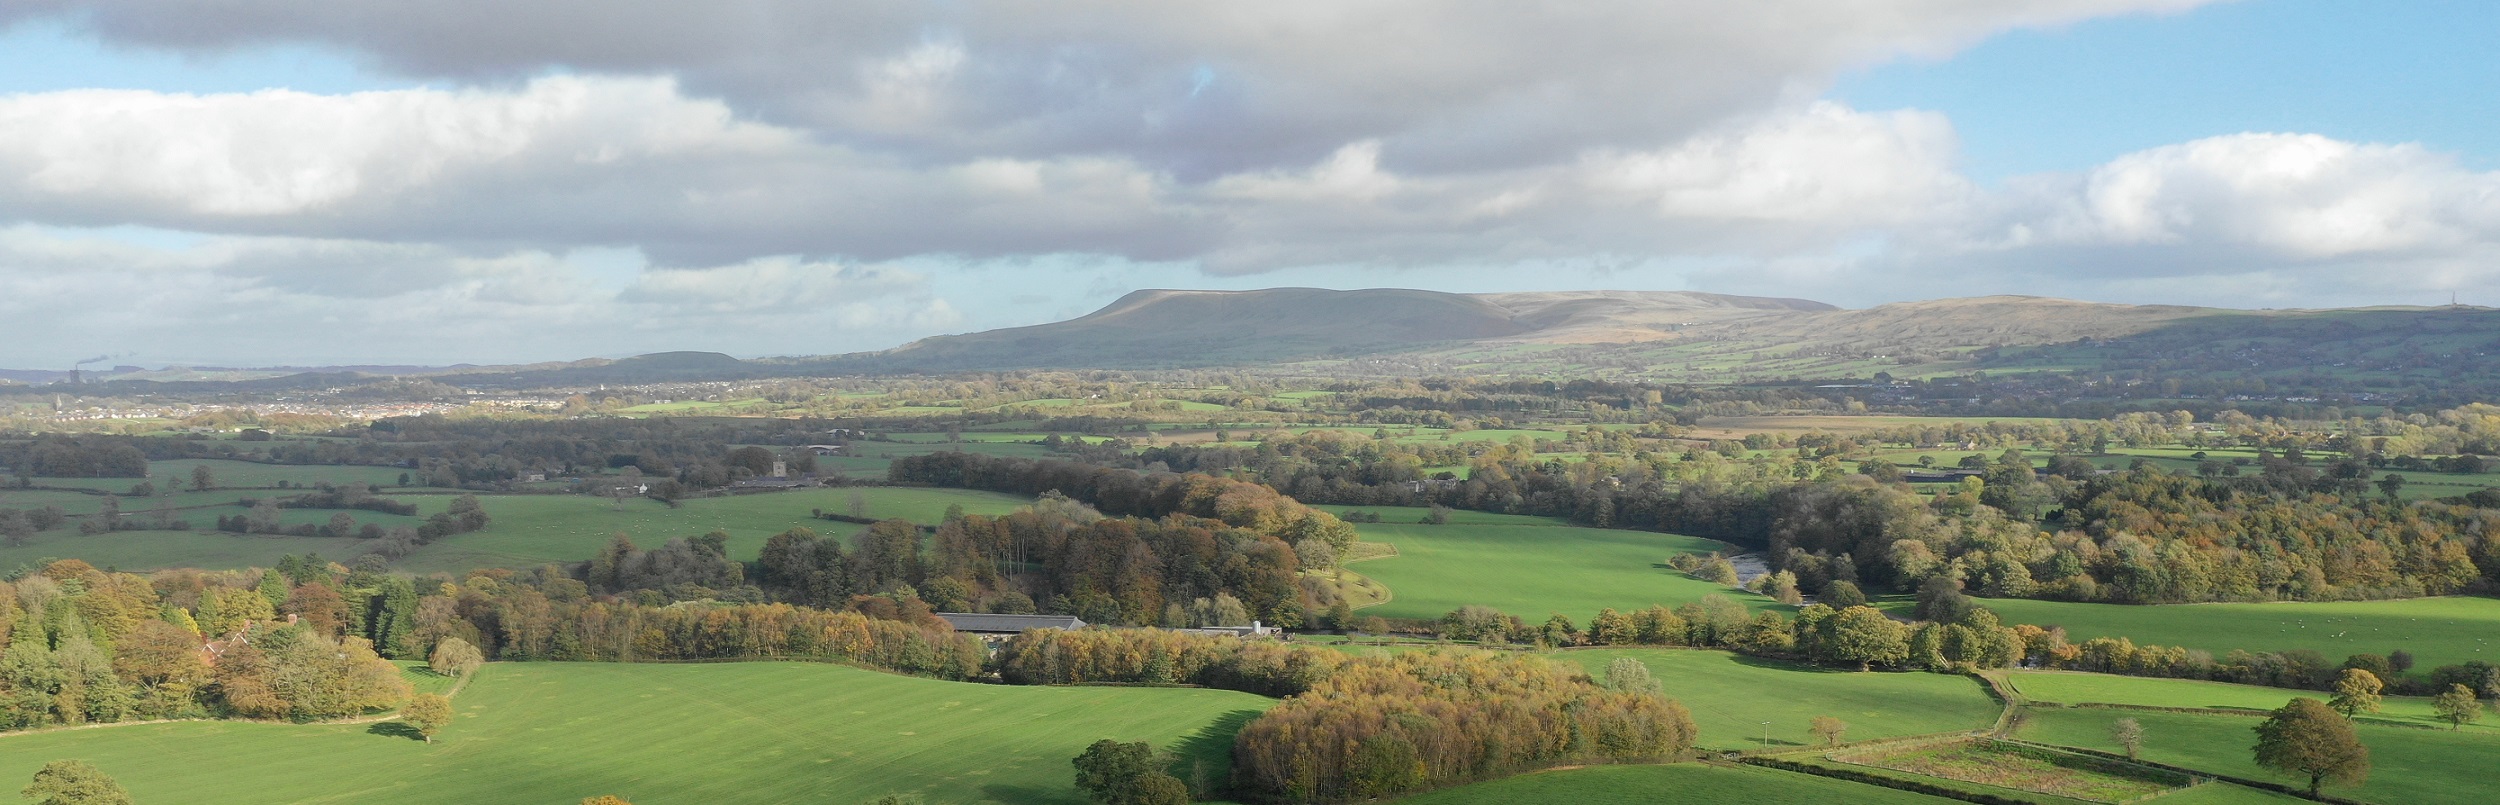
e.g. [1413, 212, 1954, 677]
[3, 0, 2497, 367]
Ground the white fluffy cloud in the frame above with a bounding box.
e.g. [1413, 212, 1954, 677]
[1757, 133, 2500, 304]
[2016, 134, 2500, 259]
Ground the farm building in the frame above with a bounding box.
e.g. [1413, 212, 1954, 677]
[935, 613, 1088, 635]
[1170, 622, 1279, 638]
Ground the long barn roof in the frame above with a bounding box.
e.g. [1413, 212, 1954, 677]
[935, 613, 1087, 633]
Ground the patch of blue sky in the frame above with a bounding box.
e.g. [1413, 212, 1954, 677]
[1832, 0, 2500, 183]
[0, 18, 404, 96]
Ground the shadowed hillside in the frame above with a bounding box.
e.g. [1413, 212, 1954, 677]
[859, 288, 1836, 370]
[14, 290, 2491, 393]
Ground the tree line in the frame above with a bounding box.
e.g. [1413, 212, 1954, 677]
[1, 559, 410, 729]
[994, 628, 1693, 803]
[1104, 429, 2496, 605]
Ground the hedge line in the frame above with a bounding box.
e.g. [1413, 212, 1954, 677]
[1993, 739, 2369, 805]
[1734, 756, 2043, 805]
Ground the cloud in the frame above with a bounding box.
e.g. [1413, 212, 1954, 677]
[1591, 103, 1969, 228]
[0, 75, 1220, 265]
[4, 0, 2218, 176]
[2011, 134, 2500, 260]
[1729, 133, 2500, 306]
[1191, 102, 1975, 272]
[0, 76, 1975, 269]
[0, 225, 951, 365]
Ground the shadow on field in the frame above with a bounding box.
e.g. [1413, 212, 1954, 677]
[1171, 709, 1265, 792]
[978, 784, 1076, 805]
[366, 721, 425, 741]
[1728, 653, 1850, 675]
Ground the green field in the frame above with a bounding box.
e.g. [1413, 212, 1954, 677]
[0, 529, 371, 574]
[2007, 671, 2499, 733]
[1398, 762, 1961, 804]
[1832, 740, 2181, 803]
[26, 458, 413, 491]
[1335, 512, 1777, 621]
[0, 488, 260, 516]
[620, 398, 775, 413]
[817, 437, 1066, 475]
[397, 661, 461, 697]
[1915, 596, 2500, 671]
[395, 486, 1034, 572]
[0, 486, 1033, 574]
[0, 662, 1269, 805]
[2153, 785, 2315, 805]
[1562, 649, 2002, 749]
[2014, 705, 2500, 805]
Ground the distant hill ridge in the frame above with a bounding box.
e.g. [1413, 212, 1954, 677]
[10, 289, 2491, 385]
[871, 288, 1842, 369]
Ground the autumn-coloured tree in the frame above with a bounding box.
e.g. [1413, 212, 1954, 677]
[284, 582, 351, 639]
[429, 636, 486, 678]
[1233, 649, 1696, 803]
[1810, 716, 1848, 747]
[108, 619, 209, 716]
[2111, 718, 2145, 759]
[401, 693, 452, 743]
[1823, 606, 1909, 671]
[2328, 668, 2383, 719]
[2253, 697, 2370, 797]
[581, 797, 634, 805]
[2432, 684, 2482, 730]
[1603, 657, 1657, 692]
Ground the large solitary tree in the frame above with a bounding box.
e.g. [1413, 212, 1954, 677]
[429, 636, 485, 677]
[2253, 697, 2370, 797]
[402, 693, 453, 743]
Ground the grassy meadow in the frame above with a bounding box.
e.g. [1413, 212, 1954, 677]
[0, 486, 1032, 574]
[0, 662, 1269, 805]
[393, 486, 1033, 572]
[2008, 671, 2500, 733]
[1920, 596, 2500, 671]
[2013, 705, 2500, 805]
[1331, 512, 1775, 621]
[1398, 762, 1962, 804]
[26, 458, 413, 491]
[814, 436, 1066, 475]
[0, 529, 371, 574]
[1559, 649, 2002, 749]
